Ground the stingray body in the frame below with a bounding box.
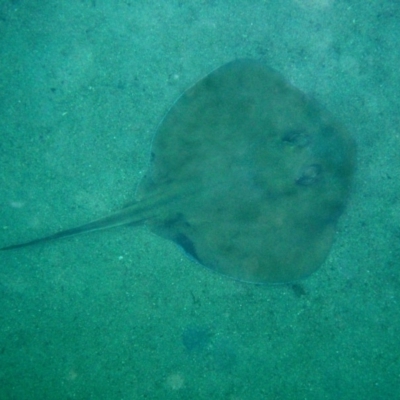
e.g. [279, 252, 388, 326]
[1, 59, 355, 284]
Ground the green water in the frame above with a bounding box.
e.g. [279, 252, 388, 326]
[1, 1, 399, 399]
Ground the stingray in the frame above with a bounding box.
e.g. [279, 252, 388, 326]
[1, 59, 355, 283]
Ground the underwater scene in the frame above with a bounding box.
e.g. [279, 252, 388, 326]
[0, 1, 399, 399]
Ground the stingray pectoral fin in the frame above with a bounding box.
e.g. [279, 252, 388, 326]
[0, 202, 150, 251]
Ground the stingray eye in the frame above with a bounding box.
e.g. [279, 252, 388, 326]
[282, 130, 310, 148]
[296, 164, 321, 186]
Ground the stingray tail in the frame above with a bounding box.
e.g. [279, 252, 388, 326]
[0, 203, 148, 251]
[1, 190, 180, 251]
[0, 225, 97, 251]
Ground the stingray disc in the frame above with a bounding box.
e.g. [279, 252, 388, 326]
[138, 59, 355, 284]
